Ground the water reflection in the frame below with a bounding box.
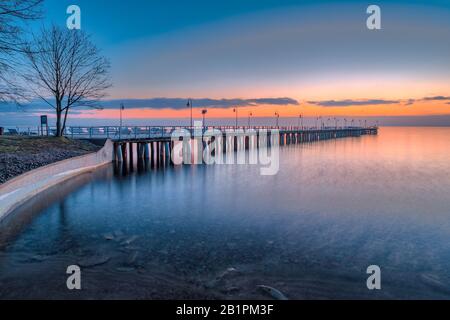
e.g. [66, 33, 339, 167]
[0, 127, 450, 299]
[0, 167, 114, 250]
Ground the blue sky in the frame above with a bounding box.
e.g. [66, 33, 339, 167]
[42, 0, 450, 48]
[38, 0, 450, 99]
[3, 0, 450, 126]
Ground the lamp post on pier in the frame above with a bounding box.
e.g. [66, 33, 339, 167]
[248, 112, 253, 127]
[201, 109, 208, 128]
[298, 114, 303, 129]
[187, 99, 193, 128]
[233, 107, 238, 127]
[119, 103, 125, 140]
[120, 103, 125, 128]
[275, 112, 280, 127]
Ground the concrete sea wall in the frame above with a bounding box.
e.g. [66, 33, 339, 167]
[0, 139, 114, 222]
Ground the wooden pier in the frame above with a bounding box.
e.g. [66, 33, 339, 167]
[101, 126, 378, 168]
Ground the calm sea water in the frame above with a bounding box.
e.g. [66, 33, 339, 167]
[1, 127, 450, 299]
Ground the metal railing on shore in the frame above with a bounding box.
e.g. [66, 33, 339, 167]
[0, 125, 378, 140]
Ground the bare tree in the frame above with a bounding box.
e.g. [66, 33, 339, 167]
[23, 26, 112, 136]
[0, 0, 43, 101]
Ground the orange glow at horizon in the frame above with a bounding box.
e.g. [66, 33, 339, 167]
[86, 76, 450, 119]
[71, 100, 450, 119]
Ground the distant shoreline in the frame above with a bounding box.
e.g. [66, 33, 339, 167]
[2, 116, 450, 128]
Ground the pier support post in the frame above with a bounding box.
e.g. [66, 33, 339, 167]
[156, 141, 161, 165]
[144, 143, 150, 159]
[129, 142, 134, 165]
[121, 143, 128, 163]
[115, 143, 123, 162]
[165, 141, 170, 161]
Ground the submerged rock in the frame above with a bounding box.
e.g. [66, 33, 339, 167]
[79, 255, 111, 268]
[124, 246, 140, 251]
[217, 267, 239, 280]
[34, 254, 49, 261]
[207, 267, 241, 289]
[421, 274, 449, 292]
[18, 254, 49, 263]
[116, 267, 135, 273]
[126, 251, 139, 265]
[113, 230, 125, 238]
[257, 285, 288, 300]
[120, 235, 139, 246]
[26, 254, 49, 263]
[103, 233, 114, 240]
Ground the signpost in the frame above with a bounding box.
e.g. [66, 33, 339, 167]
[40, 115, 48, 136]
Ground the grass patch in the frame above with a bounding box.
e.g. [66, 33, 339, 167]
[0, 136, 100, 155]
[0, 136, 103, 183]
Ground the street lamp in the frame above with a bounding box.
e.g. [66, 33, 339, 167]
[201, 109, 208, 127]
[275, 112, 280, 127]
[187, 99, 193, 128]
[119, 103, 125, 140]
[298, 114, 303, 128]
[120, 103, 125, 128]
[233, 107, 238, 127]
[248, 112, 253, 127]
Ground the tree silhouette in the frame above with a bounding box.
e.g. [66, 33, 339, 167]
[0, 0, 42, 101]
[23, 26, 112, 136]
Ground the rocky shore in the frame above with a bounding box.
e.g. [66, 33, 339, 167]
[0, 136, 101, 184]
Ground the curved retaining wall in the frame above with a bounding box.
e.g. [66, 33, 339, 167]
[0, 139, 114, 222]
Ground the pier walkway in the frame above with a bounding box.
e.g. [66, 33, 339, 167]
[1, 125, 378, 165]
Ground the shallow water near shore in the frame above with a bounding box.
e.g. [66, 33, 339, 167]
[1, 127, 450, 299]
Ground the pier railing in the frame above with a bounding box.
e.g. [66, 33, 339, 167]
[0, 125, 378, 140]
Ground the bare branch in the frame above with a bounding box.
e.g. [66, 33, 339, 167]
[0, 0, 43, 102]
[23, 25, 112, 136]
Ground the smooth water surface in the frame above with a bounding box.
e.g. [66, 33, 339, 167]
[1, 127, 450, 299]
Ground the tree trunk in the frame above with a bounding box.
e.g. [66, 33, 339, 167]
[62, 107, 69, 136]
[56, 109, 62, 137]
[55, 98, 63, 137]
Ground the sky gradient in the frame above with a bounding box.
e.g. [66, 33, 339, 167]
[2, 0, 450, 125]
